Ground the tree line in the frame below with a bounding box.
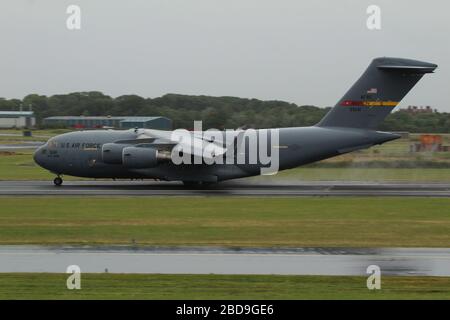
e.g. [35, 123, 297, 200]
[0, 92, 449, 132]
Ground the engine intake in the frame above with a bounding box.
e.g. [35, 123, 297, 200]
[102, 143, 128, 164]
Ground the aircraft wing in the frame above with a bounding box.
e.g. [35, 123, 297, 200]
[119, 129, 229, 159]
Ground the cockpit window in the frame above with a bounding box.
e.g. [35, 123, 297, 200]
[47, 139, 58, 149]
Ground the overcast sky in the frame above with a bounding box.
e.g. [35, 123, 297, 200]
[1, 0, 449, 111]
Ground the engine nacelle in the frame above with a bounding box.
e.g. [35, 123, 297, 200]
[122, 147, 159, 169]
[102, 143, 128, 164]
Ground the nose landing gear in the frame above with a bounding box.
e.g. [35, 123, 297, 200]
[53, 176, 63, 186]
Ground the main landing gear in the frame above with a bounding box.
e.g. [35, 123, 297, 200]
[53, 176, 63, 186]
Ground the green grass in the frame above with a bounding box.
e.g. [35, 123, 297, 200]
[0, 273, 449, 299]
[0, 197, 449, 247]
[0, 136, 47, 142]
[0, 128, 71, 136]
[0, 152, 54, 180]
[0, 129, 70, 142]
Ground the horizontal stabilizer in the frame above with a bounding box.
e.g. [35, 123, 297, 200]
[377, 65, 436, 73]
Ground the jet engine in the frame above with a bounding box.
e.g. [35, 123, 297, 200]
[102, 143, 128, 164]
[122, 146, 170, 169]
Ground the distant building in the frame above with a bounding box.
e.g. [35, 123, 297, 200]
[410, 134, 450, 152]
[42, 116, 172, 130]
[0, 111, 36, 129]
[403, 105, 436, 114]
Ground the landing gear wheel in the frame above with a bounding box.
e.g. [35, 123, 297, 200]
[53, 177, 63, 186]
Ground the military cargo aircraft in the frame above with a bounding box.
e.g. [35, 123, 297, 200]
[34, 57, 437, 186]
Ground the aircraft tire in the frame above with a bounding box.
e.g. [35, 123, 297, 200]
[53, 177, 63, 186]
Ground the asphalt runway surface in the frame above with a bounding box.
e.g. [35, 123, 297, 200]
[0, 180, 449, 197]
[0, 142, 43, 150]
[0, 246, 449, 276]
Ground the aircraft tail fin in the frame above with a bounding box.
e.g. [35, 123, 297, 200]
[317, 57, 437, 129]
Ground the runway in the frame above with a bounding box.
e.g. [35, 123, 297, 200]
[0, 180, 449, 197]
[0, 142, 43, 150]
[0, 246, 449, 276]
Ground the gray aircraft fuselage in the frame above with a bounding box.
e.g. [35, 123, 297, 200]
[33, 126, 398, 183]
[33, 57, 437, 184]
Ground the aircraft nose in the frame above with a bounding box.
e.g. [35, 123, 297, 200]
[33, 145, 45, 167]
